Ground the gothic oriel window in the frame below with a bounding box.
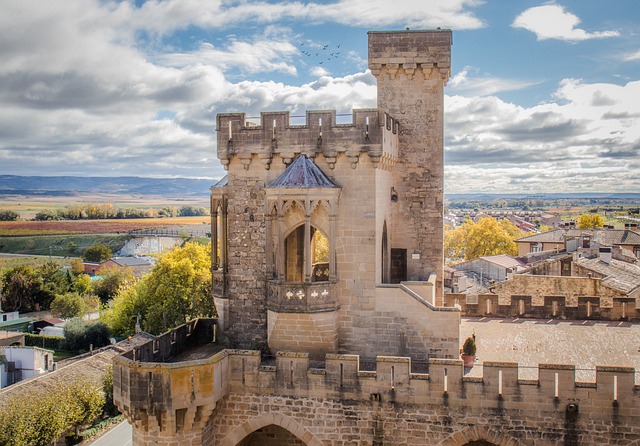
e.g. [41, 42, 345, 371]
[265, 155, 340, 284]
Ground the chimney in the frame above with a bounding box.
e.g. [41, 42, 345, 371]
[599, 247, 612, 264]
[631, 223, 639, 230]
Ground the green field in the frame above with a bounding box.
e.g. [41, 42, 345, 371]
[0, 234, 131, 257]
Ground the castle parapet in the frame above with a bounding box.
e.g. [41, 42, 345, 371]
[113, 331, 640, 445]
[216, 109, 399, 170]
[368, 29, 452, 83]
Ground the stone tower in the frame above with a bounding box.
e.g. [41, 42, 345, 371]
[369, 31, 451, 296]
[210, 29, 458, 361]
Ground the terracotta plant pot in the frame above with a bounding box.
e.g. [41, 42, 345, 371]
[461, 354, 476, 368]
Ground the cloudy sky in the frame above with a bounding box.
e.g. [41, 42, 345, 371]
[1, 1, 638, 193]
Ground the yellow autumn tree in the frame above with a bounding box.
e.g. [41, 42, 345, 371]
[444, 217, 525, 264]
[577, 213, 605, 229]
[102, 242, 214, 336]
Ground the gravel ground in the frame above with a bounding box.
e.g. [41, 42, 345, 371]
[460, 317, 640, 383]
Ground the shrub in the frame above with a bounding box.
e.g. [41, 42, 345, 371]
[102, 365, 119, 416]
[462, 336, 477, 356]
[62, 319, 111, 353]
[34, 209, 60, 221]
[24, 333, 64, 350]
[83, 244, 112, 263]
[0, 209, 19, 221]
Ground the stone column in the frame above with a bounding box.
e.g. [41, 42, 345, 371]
[304, 212, 311, 282]
[278, 210, 285, 280]
[329, 213, 337, 281]
[212, 205, 219, 271]
[220, 198, 228, 273]
[265, 208, 274, 280]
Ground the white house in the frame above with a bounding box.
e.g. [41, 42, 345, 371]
[0, 346, 54, 389]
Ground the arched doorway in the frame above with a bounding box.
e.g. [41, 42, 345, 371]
[237, 424, 306, 446]
[464, 442, 497, 446]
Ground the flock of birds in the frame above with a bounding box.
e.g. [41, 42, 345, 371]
[299, 42, 341, 65]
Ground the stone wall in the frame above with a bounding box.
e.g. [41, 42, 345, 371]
[114, 345, 640, 446]
[446, 283, 639, 321]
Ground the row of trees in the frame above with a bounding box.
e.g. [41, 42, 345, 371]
[0, 254, 132, 316]
[0, 262, 83, 313]
[0, 371, 113, 446]
[33, 204, 209, 221]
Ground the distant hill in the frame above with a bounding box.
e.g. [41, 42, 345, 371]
[0, 175, 217, 198]
[446, 192, 640, 201]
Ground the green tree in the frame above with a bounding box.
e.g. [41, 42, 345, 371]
[73, 273, 93, 295]
[444, 217, 524, 264]
[50, 292, 87, 319]
[37, 261, 73, 306]
[83, 244, 112, 262]
[93, 265, 135, 301]
[0, 380, 104, 446]
[178, 205, 209, 216]
[34, 209, 60, 221]
[102, 242, 214, 336]
[577, 213, 605, 229]
[62, 319, 111, 352]
[70, 258, 85, 275]
[102, 365, 118, 416]
[0, 209, 19, 221]
[0, 265, 43, 311]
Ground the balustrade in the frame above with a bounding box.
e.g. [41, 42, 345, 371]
[267, 280, 338, 312]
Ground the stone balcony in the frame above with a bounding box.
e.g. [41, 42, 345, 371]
[266, 280, 339, 313]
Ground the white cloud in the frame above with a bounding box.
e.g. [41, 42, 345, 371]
[444, 79, 640, 193]
[159, 39, 300, 75]
[512, 4, 619, 41]
[623, 50, 640, 62]
[122, 0, 484, 34]
[448, 66, 540, 97]
[310, 67, 330, 77]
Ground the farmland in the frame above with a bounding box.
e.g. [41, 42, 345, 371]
[0, 216, 210, 236]
[0, 191, 212, 257]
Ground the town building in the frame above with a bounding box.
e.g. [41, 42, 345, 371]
[452, 254, 525, 284]
[0, 346, 53, 389]
[515, 227, 640, 258]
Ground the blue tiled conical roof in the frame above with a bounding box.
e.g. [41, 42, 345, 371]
[267, 156, 338, 188]
[212, 175, 228, 188]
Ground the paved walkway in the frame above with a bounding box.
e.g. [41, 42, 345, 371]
[460, 317, 640, 383]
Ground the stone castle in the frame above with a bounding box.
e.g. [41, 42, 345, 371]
[113, 30, 640, 445]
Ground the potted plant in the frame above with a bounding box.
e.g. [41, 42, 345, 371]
[461, 336, 477, 368]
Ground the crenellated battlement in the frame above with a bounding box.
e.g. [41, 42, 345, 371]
[216, 109, 399, 170]
[113, 325, 640, 445]
[114, 341, 640, 430]
[368, 29, 452, 83]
